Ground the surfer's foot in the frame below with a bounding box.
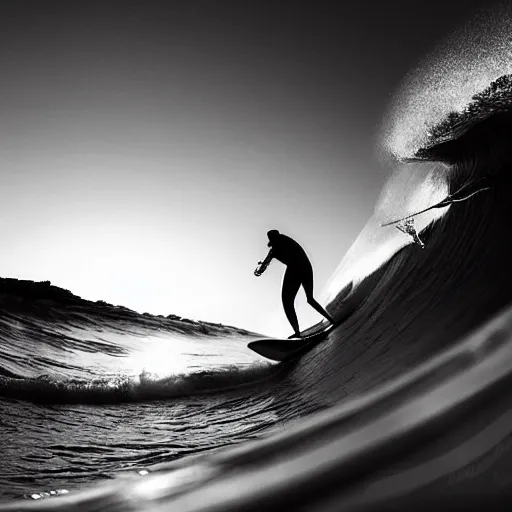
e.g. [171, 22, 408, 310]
[287, 332, 302, 339]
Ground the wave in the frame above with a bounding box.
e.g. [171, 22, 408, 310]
[382, 5, 512, 160]
[0, 364, 276, 405]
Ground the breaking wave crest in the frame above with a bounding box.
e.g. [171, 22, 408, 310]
[0, 363, 276, 404]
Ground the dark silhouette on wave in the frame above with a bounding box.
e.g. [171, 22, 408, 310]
[256, 229, 335, 337]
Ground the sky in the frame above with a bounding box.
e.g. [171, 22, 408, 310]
[0, 0, 493, 335]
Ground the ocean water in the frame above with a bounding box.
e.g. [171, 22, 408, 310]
[0, 309, 288, 500]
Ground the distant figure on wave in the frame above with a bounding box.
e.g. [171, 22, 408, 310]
[254, 230, 334, 338]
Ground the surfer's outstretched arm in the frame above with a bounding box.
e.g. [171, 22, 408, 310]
[254, 250, 274, 276]
[262, 249, 273, 264]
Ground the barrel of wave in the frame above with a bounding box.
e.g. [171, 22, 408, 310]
[321, 160, 450, 308]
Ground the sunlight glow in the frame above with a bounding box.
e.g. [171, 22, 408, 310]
[123, 337, 191, 378]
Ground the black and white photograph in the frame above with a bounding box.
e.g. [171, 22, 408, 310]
[1, 0, 512, 510]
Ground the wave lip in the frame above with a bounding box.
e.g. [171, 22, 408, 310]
[382, 4, 512, 160]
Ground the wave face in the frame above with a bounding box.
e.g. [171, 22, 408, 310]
[0, 308, 274, 403]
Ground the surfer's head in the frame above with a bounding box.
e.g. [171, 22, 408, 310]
[267, 229, 280, 246]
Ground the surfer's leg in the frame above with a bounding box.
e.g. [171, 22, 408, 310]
[282, 269, 301, 337]
[302, 266, 335, 325]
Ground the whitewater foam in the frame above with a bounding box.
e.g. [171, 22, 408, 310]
[0, 362, 276, 404]
[382, 3, 512, 160]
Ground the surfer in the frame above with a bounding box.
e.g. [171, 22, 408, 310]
[255, 230, 334, 338]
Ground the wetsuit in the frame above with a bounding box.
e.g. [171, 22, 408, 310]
[265, 232, 333, 336]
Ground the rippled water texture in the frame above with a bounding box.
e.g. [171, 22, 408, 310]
[0, 310, 294, 498]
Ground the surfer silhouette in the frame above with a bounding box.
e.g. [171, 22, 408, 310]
[255, 230, 334, 338]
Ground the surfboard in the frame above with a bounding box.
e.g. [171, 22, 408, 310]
[248, 325, 335, 362]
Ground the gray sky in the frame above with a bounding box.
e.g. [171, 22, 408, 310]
[0, 0, 491, 335]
